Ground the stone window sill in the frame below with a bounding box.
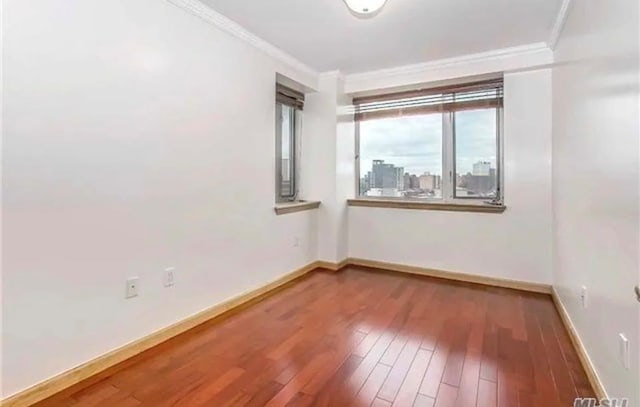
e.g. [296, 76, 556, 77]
[274, 200, 321, 215]
[347, 199, 506, 214]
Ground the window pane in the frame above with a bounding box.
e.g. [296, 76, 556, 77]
[359, 114, 443, 199]
[279, 104, 295, 199]
[454, 108, 498, 198]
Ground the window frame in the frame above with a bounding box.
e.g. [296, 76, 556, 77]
[275, 102, 300, 203]
[451, 107, 503, 201]
[354, 99, 504, 205]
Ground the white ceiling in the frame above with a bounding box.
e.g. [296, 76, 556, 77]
[201, 0, 562, 74]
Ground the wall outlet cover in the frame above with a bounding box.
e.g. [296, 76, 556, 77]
[126, 277, 139, 299]
[580, 285, 588, 309]
[618, 333, 630, 370]
[164, 267, 175, 287]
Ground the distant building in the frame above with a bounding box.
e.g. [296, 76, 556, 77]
[473, 161, 491, 176]
[465, 173, 495, 196]
[403, 173, 411, 190]
[403, 173, 421, 190]
[369, 160, 404, 190]
[460, 161, 497, 196]
[410, 174, 420, 189]
[360, 173, 370, 195]
[419, 172, 441, 191]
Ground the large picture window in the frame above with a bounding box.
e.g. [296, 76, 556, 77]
[355, 79, 503, 203]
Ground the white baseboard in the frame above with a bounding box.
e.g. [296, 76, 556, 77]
[551, 287, 608, 400]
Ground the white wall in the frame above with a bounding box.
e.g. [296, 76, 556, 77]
[335, 85, 356, 261]
[349, 69, 553, 285]
[303, 74, 341, 262]
[302, 72, 354, 263]
[1, 0, 322, 398]
[551, 0, 640, 403]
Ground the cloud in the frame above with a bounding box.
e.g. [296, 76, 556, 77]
[359, 109, 497, 176]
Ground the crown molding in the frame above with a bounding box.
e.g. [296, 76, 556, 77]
[318, 70, 346, 85]
[319, 70, 344, 79]
[343, 42, 553, 93]
[347, 43, 550, 82]
[548, 0, 573, 49]
[165, 0, 318, 77]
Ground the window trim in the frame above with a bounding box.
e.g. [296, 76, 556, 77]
[354, 90, 504, 205]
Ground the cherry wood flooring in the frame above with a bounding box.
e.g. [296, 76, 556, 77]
[34, 267, 595, 407]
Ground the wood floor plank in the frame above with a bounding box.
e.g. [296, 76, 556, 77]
[477, 379, 497, 407]
[373, 398, 393, 407]
[434, 383, 458, 407]
[309, 354, 363, 407]
[496, 327, 519, 407]
[549, 311, 595, 398]
[241, 380, 283, 407]
[72, 382, 120, 406]
[330, 331, 395, 405]
[392, 349, 433, 407]
[285, 392, 315, 407]
[521, 296, 564, 405]
[419, 320, 455, 398]
[32, 268, 596, 407]
[355, 363, 392, 406]
[380, 334, 409, 366]
[377, 339, 421, 401]
[480, 291, 500, 384]
[301, 331, 367, 395]
[454, 289, 487, 407]
[440, 324, 470, 387]
[170, 367, 245, 406]
[413, 394, 436, 407]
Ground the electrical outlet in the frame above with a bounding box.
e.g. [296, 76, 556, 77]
[164, 267, 175, 287]
[619, 333, 630, 370]
[580, 286, 588, 309]
[125, 277, 139, 299]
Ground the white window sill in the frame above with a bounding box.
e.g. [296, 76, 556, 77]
[347, 198, 506, 214]
[274, 200, 321, 215]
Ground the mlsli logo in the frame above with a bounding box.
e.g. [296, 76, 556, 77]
[573, 398, 629, 407]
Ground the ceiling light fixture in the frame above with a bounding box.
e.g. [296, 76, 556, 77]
[343, 0, 388, 17]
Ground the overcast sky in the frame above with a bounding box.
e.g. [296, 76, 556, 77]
[359, 109, 497, 176]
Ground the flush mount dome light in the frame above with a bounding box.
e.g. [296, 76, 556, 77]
[343, 0, 388, 17]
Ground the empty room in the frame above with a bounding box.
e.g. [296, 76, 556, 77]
[2, 0, 639, 406]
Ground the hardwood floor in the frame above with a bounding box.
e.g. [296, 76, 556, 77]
[33, 267, 595, 407]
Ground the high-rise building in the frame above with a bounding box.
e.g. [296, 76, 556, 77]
[360, 172, 371, 195]
[395, 167, 404, 190]
[473, 161, 491, 176]
[369, 160, 404, 189]
[410, 174, 420, 189]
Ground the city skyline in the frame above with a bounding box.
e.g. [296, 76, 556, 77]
[358, 109, 497, 176]
[360, 158, 497, 199]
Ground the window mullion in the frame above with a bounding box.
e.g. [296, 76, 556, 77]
[497, 107, 504, 203]
[290, 108, 297, 200]
[275, 103, 283, 202]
